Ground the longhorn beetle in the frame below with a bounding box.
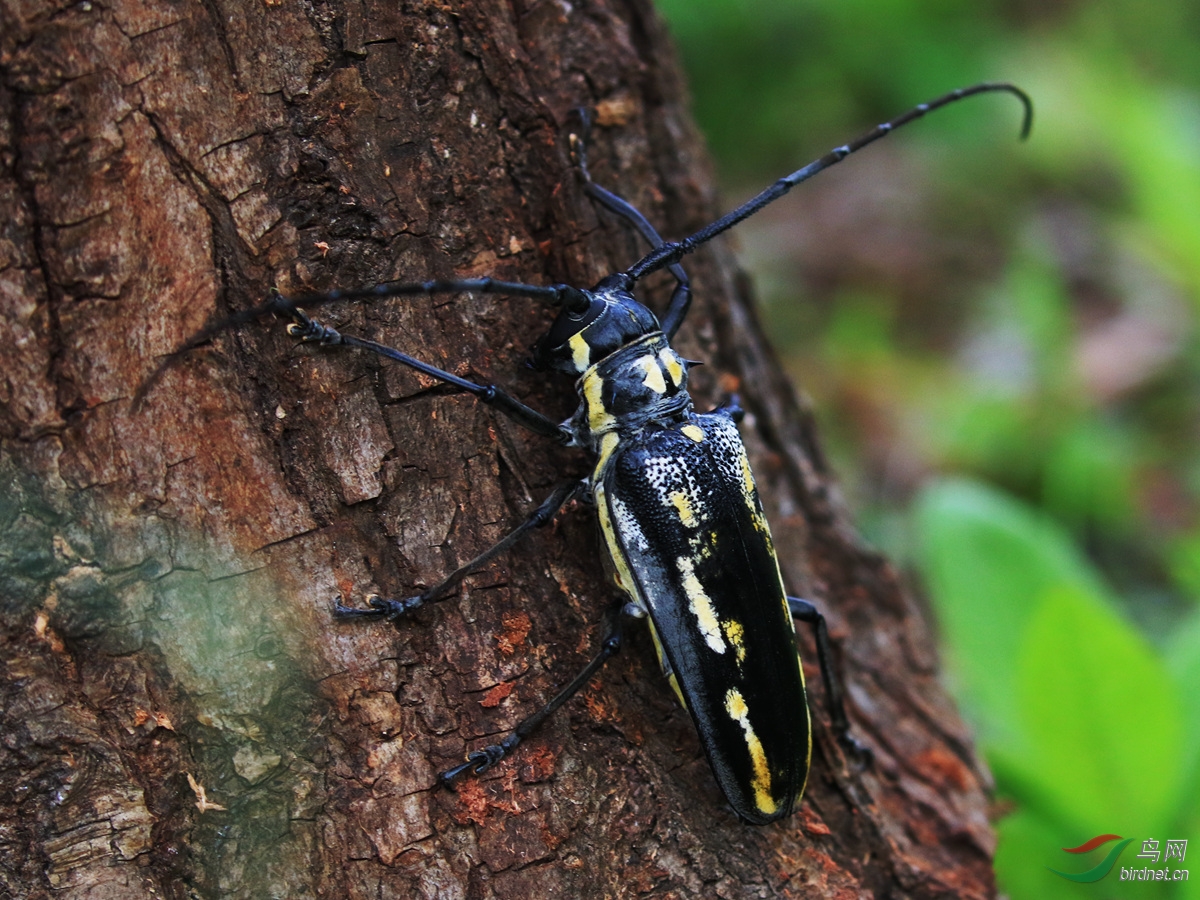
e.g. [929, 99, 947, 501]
[146, 83, 1031, 825]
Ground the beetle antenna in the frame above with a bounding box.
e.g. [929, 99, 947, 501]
[624, 82, 1032, 282]
[131, 291, 293, 409]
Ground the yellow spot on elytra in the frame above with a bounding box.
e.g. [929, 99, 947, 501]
[739, 450, 756, 498]
[725, 688, 777, 816]
[660, 348, 684, 386]
[677, 557, 725, 654]
[568, 332, 590, 372]
[726, 688, 749, 719]
[723, 619, 746, 664]
[668, 490, 698, 528]
[681, 424, 705, 442]
[738, 450, 771, 533]
[638, 355, 667, 393]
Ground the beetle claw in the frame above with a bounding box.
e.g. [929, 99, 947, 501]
[368, 593, 426, 620]
[332, 594, 425, 621]
[440, 746, 506, 787]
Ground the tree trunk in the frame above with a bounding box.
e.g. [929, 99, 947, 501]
[1, 0, 997, 896]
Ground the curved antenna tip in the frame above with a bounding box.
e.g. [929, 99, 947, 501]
[994, 81, 1035, 141]
[1011, 87, 1034, 141]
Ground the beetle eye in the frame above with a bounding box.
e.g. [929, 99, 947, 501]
[529, 294, 606, 372]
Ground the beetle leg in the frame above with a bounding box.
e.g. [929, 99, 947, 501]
[570, 109, 692, 338]
[711, 394, 744, 423]
[334, 480, 586, 622]
[787, 596, 870, 760]
[283, 304, 572, 442]
[134, 280, 593, 409]
[440, 603, 627, 785]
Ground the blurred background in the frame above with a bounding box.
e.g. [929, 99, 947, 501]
[654, 0, 1200, 896]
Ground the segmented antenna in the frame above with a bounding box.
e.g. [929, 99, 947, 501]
[135, 82, 1030, 407]
[624, 82, 1033, 282]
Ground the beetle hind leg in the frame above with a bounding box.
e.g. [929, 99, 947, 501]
[334, 481, 586, 624]
[788, 597, 872, 763]
[440, 603, 627, 787]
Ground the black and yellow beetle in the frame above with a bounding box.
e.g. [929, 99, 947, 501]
[150, 83, 1030, 824]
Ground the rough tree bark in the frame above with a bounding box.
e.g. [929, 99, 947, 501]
[1, 0, 998, 897]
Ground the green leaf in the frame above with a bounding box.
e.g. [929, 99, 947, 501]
[1167, 530, 1200, 605]
[1041, 417, 1136, 530]
[1165, 608, 1200, 829]
[995, 810, 1104, 900]
[1013, 585, 1182, 835]
[915, 478, 1108, 743]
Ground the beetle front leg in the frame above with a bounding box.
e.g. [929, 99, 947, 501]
[285, 305, 571, 442]
[788, 596, 869, 760]
[570, 108, 692, 338]
[440, 603, 630, 785]
[334, 480, 586, 622]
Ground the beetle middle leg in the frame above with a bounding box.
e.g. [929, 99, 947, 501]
[278, 298, 588, 617]
[334, 480, 586, 621]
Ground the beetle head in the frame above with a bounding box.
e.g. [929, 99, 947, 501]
[530, 275, 660, 375]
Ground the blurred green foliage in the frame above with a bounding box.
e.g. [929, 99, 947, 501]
[656, 0, 1200, 895]
[920, 482, 1197, 897]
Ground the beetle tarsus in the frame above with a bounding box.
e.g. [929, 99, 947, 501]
[332, 593, 425, 621]
[439, 606, 626, 788]
[440, 735, 521, 785]
[286, 309, 344, 345]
